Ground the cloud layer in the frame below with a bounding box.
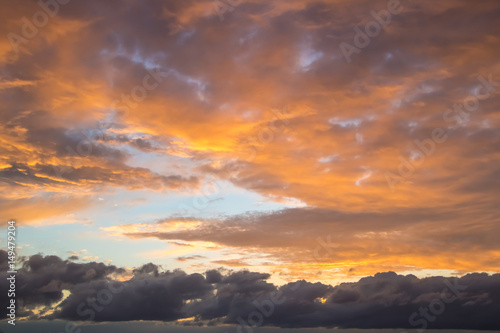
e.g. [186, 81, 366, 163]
[1, 251, 499, 330]
[1, 0, 499, 217]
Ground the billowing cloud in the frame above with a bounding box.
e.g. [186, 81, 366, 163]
[1, 251, 499, 330]
[0, 250, 122, 319]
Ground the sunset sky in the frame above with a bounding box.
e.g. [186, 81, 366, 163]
[1, 0, 499, 331]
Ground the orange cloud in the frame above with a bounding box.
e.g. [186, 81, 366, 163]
[0, 0, 499, 281]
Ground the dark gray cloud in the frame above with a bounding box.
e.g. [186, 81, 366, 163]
[0, 251, 121, 318]
[1, 251, 499, 330]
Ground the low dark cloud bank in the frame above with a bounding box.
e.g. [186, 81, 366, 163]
[1, 250, 499, 330]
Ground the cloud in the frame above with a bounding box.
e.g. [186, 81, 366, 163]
[108, 206, 500, 280]
[0, 79, 36, 90]
[0, 251, 122, 318]
[2, 0, 499, 213]
[177, 255, 207, 262]
[1, 251, 499, 330]
[0, 194, 93, 225]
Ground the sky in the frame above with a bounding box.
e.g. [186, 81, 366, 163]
[0, 0, 499, 331]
